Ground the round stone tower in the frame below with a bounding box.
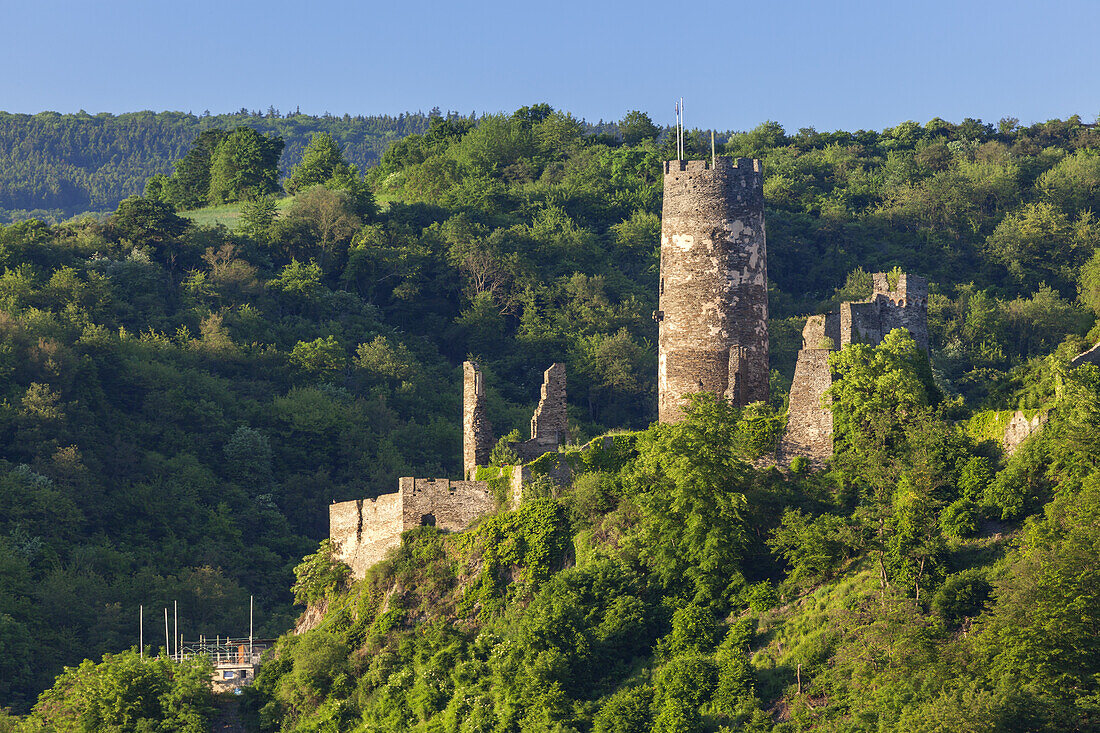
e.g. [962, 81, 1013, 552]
[657, 157, 769, 423]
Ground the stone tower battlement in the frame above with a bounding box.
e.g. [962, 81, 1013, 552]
[662, 156, 764, 177]
[841, 272, 929, 351]
[658, 157, 769, 422]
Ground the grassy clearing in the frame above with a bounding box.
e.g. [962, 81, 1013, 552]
[180, 196, 294, 230]
[750, 561, 878, 703]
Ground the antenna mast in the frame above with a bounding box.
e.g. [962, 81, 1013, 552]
[673, 96, 682, 159]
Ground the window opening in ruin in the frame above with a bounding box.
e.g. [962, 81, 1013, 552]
[420, 513, 436, 527]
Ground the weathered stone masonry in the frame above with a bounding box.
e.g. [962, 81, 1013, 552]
[329, 493, 402, 580]
[841, 273, 929, 352]
[332, 362, 570, 578]
[778, 318, 835, 465]
[510, 363, 569, 462]
[779, 272, 929, 465]
[658, 158, 769, 423]
[463, 361, 493, 480]
[330, 479, 494, 579]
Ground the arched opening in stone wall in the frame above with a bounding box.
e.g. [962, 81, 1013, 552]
[419, 513, 436, 527]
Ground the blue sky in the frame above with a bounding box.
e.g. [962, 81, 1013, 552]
[2, 0, 1098, 133]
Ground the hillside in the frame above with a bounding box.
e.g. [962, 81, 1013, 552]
[0, 109, 434, 221]
[238, 390, 1100, 731]
[0, 106, 1099, 728]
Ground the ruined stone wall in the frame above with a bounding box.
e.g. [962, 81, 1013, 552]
[509, 454, 574, 506]
[781, 272, 929, 466]
[512, 363, 569, 462]
[1003, 411, 1047, 456]
[778, 346, 834, 466]
[329, 494, 403, 579]
[331, 478, 494, 579]
[873, 273, 929, 351]
[530, 362, 568, 445]
[801, 313, 840, 350]
[463, 361, 493, 479]
[658, 157, 769, 422]
[840, 273, 929, 351]
[399, 477, 495, 533]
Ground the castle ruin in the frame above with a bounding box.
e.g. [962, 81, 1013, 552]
[329, 478, 495, 578]
[658, 158, 769, 422]
[463, 361, 494, 480]
[331, 361, 570, 579]
[779, 272, 929, 465]
[509, 362, 569, 461]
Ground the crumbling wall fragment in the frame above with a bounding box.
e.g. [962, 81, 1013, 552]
[400, 477, 496, 532]
[1003, 411, 1047, 456]
[778, 318, 835, 465]
[331, 477, 494, 579]
[511, 363, 569, 462]
[463, 361, 493, 480]
[780, 272, 929, 467]
[329, 494, 403, 579]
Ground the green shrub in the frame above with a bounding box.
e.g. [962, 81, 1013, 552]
[653, 655, 717, 733]
[940, 497, 980, 538]
[658, 603, 720, 657]
[768, 509, 860, 584]
[713, 651, 755, 713]
[570, 471, 617, 526]
[457, 499, 570, 616]
[735, 402, 786, 459]
[957, 456, 994, 501]
[291, 539, 351, 606]
[932, 569, 991, 626]
[746, 582, 780, 612]
[28, 651, 215, 732]
[593, 685, 653, 733]
[489, 429, 522, 467]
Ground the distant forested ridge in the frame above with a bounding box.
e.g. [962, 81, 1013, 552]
[0, 109, 435, 220]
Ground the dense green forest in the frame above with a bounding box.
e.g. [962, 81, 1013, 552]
[2, 105, 1100, 730]
[0, 109, 436, 221]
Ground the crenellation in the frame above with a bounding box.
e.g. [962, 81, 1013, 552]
[401, 477, 495, 533]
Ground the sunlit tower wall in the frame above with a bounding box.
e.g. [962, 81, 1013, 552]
[657, 157, 769, 423]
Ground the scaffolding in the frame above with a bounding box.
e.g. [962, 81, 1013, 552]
[138, 597, 271, 689]
[177, 636, 272, 666]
